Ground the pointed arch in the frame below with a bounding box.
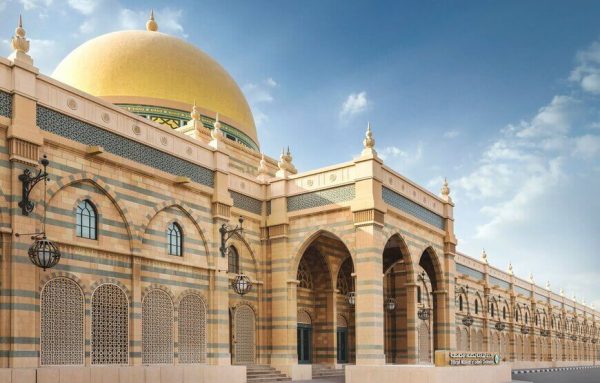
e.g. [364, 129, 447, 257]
[289, 229, 354, 280]
[382, 233, 415, 282]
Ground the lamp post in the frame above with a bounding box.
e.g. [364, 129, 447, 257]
[15, 155, 61, 270]
[219, 216, 252, 296]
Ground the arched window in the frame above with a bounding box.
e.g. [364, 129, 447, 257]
[179, 294, 207, 363]
[228, 246, 239, 274]
[525, 311, 529, 324]
[92, 284, 128, 365]
[503, 306, 507, 320]
[417, 286, 422, 304]
[516, 309, 520, 322]
[475, 299, 479, 314]
[543, 317, 546, 328]
[491, 303, 495, 318]
[536, 314, 539, 326]
[41, 278, 84, 365]
[167, 222, 182, 256]
[459, 295, 463, 311]
[142, 289, 174, 364]
[76, 200, 97, 239]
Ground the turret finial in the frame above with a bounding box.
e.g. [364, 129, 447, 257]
[146, 9, 158, 32]
[363, 121, 375, 149]
[528, 273, 534, 284]
[546, 281, 551, 290]
[257, 152, 270, 181]
[560, 288, 564, 297]
[508, 261, 513, 275]
[190, 100, 200, 121]
[481, 249, 488, 264]
[211, 112, 223, 141]
[11, 14, 30, 54]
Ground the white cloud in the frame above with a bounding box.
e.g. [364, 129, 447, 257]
[513, 95, 580, 139]
[339, 91, 368, 119]
[570, 41, 600, 94]
[243, 78, 279, 128]
[18, 0, 52, 10]
[378, 143, 424, 174]
[573, 134, 600, 158]
[443, 129, 460, 139]
[68, 0, 96, 15]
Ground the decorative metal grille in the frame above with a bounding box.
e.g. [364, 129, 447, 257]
[382, 186, 444, 229]
[297, 260, 313, 289]
[234, 305, 255, 365]
[178, 294, 207, 364]
[336, 259, 353, 296]
[298, 311, 312, 325]
[231, 191, 262, 215]
[36, 106, 214, 187]
[337, 314, 348, 328]
[41, 278, 84, 365]
[0, 91, 11, 118]
[418, 322, 431, 364]
[142, 290, 174, 364]
[92, 284, 129, 365]
[287, 184, 355, 212]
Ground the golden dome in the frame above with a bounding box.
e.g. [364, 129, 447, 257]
[52, 26, 258, 148]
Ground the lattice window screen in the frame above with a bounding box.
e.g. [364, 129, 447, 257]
[234, 305, 256, 365]
[298, 311, 312, 325]
[337, 314, 348, 328]
[178, 294, 207, 364]
[41, 278, 84, 365]
[92, 284, 129, 365]
[418, 322, 431, 364]
[297, 260, 313, 289]
[142, 290, 174, 364]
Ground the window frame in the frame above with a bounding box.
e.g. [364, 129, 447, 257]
[228, 245, 240, 274]
[76, 199, 98, 240]
[167, 222, 183, 256]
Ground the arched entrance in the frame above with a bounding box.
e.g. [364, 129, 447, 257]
[382, 234, 412, 364]
[417, 247, 443, 362]
[295, 232, 355, 366]
[232, 304, 256, 365]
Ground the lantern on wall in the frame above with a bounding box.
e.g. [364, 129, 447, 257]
[385, 297, 396, 312]
[418, 307, 431, 321]
[495, 321, 506, 331]
[28, 235, 61, 271]
[231, 272, 252, 296]
[462, 315, 474, 327]
[346, 291, 356, 306]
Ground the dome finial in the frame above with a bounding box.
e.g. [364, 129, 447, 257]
[146, 9, 158, 32]
[481, 249, 488, 264]
[363, 121, 375, 149]
[190, 100, 200, 121]
[440, 177, 452, 203]
[508, 261, 513, 275]
[11, 14, 30, 53]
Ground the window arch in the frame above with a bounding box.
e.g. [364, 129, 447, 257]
[515, 308, 520, 323]
[167, 222, 183, 256]
[142, 289, 174, 364]
[228, 246, 240, 274]
[459, 295, 464, 311]
[525, 311, 529, 324]
[76, 199, 97, 239]
[503, 306, 507, 320]
[475, 299, 479, 314]
[178, 294, 207, 363]
[91, 284, 129, 365]
[41, 278, 84, 365]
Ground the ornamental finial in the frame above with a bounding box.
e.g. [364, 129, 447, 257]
[211, 112, 223, 141]
[481, 249, 488, 264]
[190, 100, 200, 121]
[529, 273, 534, 284]
[257, 153, 269, 181]
[277, 146, 296, 176]
[146, 9, 158, 32]
[560, 288, 564, 297]
[11, 14, 30, 54]
[363, 122, 375, 149]
[508, 261, 513, 275]
[546, 281, 551, 290]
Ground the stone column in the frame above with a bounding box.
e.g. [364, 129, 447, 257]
[354, 224, 385, 365]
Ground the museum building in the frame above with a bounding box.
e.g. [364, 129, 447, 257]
[0, 13, 597, 383]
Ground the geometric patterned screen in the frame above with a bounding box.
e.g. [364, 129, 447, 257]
[287, 185, 355, 212]
[142, 290, 174, 364]
[382, 186, 444, 230]
[92, 284, 129, 365]
[234, 305, 256, 365]
[231, 191, 262, 215]
[418, 322, 431, 364]
[178, 294, 207, 364]
[0, 91, 11, 118]
[41, 278, 84, 365]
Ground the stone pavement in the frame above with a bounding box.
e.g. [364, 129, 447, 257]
[294, 377, 344, 383]
[512, 366, 600, 383]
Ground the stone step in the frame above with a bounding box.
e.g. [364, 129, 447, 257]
[246, 365, 291, 383]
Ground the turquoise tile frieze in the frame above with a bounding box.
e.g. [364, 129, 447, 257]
[382, 186, 444, 230]
[0, 91, 11, 118]
[230, 190, 262, 215]
[37, 106, 214, 187]
[287, 184, 355, 212]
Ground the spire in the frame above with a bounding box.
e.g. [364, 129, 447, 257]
[480, 249, 488, 264]
[11, 14, 30, 54]
[146, 9, 158, 32]
[546, 280, 551, 290]
[276, 145, 296, 177]
[528, 273, 534, 284]
[363, 122, 375, 149]
[190, 100, 200, 122]
[560, 288, 564, 297]
[210, 112, 223, 142]
[508, 261, 513, 276]
[440, 177, 452, 203]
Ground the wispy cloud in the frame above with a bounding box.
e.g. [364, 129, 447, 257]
[243, 78, 279, 127]
[570, 41, 600, 94]
[444, 129, 460, 139]
[339, 91, 369, 120]
[18, 0, 52, 10]
[67, 0, 96, 15]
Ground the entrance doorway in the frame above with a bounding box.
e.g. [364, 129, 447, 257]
[337, 327, 348, 363]
[233, 304, 256, 365]
[298, 324, 312, 364]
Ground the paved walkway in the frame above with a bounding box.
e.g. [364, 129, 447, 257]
[512, 366, 600, 383]
[294, 377, 344, 383]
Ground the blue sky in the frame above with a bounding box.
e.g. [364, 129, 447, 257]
[1, 1, 599, 305]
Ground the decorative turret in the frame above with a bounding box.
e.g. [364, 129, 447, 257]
[9, 15, 33, 65]
[209, 112, 225, 149]
[508, 261, 514, 276]
[529, 273, 534, 284]
[360, 122, 378, 157]
[146, 10, 158, 32]
[440, 178, 452, 203]
[546, 281, 551, 290]
[276, 146, 297, 178]
[481, 249, 488, 264]
[257, 153, 270, 182]
[560, 288, 564, 297]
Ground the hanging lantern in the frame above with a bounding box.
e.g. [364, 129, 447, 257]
[28, 235, 61, 271]
[418, 307, 431, 320]
[231, 272, 252, 296]
[495, 322, 506, 331]
[462, 315, 474, 327]
[346, 291, 356, 306]
[385, 297, 396, 312]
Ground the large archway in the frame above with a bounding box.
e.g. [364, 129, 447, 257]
[295, 232, 355, 366]
[418, 247, 444, 360]
[382, 234, 413, 364]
